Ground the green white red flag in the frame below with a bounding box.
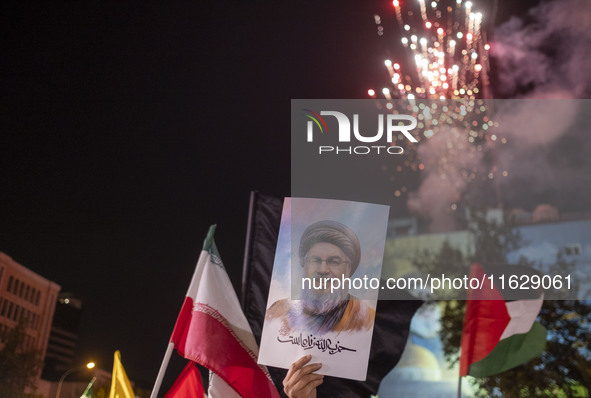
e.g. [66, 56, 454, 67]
[170, 225, 280, 398]
[164, 362, 205, 398]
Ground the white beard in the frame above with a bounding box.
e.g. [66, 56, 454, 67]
[301, 284, 349, 315]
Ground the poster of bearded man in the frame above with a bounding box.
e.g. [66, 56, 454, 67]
[258, 197, 389, 380]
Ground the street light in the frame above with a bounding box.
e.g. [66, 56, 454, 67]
[56, 362, 95, 398]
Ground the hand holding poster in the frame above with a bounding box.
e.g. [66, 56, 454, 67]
[258, 197, 389, 381]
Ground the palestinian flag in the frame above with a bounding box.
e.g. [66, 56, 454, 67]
[459, 263, 547, 377]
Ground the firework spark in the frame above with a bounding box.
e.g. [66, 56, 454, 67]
[370, 0, 509, 223]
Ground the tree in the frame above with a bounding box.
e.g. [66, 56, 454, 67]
[476, 253, 591, 397]
[412, 239, 468, 365]
[412, 210, 591, 397]
[0, 320, 43, 398]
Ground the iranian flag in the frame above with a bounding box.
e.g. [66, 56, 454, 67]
[164, 361, 205, 398]
[460, 263, 547, 377]
[169, 225, 279, 398]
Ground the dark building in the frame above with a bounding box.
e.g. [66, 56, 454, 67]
[41, 292, 83, 381]
[0, 252, 61, 385]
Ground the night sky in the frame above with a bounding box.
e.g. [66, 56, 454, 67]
[1, 0, 553, 393]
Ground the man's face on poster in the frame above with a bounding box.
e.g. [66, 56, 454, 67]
[303, 242, 352, 295]
[297, 220, 360, 315]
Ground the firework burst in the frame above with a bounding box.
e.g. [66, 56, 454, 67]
[370, 0, 509, 211]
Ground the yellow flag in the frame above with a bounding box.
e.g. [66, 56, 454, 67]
[109, 350, 135, 398]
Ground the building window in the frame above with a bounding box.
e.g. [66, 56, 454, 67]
[564, 243, 582, 256]
[7, 302, 14, 320]
[35, 291, 40, 306]
[7, 276, 13, 292]
[0, 300, 7, 317]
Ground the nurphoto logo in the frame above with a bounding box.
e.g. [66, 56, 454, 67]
[304, 109, 418, 155]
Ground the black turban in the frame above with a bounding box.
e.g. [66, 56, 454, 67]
[298, 220, 361, 274]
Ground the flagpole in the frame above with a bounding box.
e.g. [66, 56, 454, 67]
[151, 227, 216, 398]
[457, 375, 462, 398]
[150, 342, 175, 398]
[240, 190, 257, 307]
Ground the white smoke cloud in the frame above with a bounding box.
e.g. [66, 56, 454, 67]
[494, 100, 577, 145]
[407, 0, 591, 230]
[491, 0, 591, 209]
[493, 0, 591, 98]
[407, 126, 482, 232]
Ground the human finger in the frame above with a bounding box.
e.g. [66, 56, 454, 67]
[301, 377, 324, 397]
[285, 374, 324, 397]
[286, 360, 322, 389]
[284, 354, 313, 384]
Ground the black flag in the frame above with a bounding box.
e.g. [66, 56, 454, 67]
[241, 191, 422, 397]
[241, 191, 284, 344]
